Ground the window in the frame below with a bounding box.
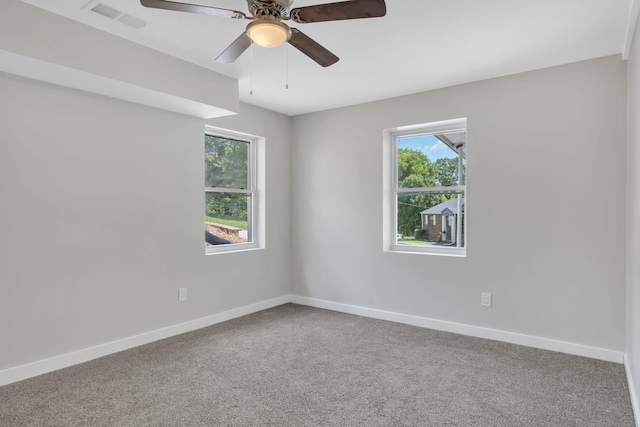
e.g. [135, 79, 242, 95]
[205, 127, 259, 254]
[384, 118, 467, 256]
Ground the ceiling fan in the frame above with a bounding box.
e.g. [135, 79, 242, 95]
[140, 0, 387, 67]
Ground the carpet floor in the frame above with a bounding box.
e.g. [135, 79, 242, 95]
[0, 303, 634, 426]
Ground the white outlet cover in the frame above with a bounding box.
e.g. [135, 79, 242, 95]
[179, 287, 187, 302]
[481, 292, 492, 307]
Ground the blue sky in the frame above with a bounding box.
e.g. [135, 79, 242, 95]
[398, 135, 456, 161]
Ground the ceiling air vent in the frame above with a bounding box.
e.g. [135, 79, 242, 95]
[85, 1, 147, 29]
[90, 3, 121, 19]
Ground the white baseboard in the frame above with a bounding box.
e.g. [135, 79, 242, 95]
[624, 354, 640, 427]
[290, 295, 624, 364]
[0, 294, 626, 388]
[0, 295, 290, 387]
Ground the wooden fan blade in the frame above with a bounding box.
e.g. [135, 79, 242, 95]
[215, 33, 252, 63]
[140, 0, 246, 19]
[288, 28, 339, 67]
[290, 0, 386, 24]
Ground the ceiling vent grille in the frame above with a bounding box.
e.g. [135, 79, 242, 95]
[91, 3, 121, 19]
[86, 1, 147, 29]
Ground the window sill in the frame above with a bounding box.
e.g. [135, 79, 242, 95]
[387, 244, 466, 257]
[205, 243, 262, 256]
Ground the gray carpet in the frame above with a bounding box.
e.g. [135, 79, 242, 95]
[0, 304, 634, 426]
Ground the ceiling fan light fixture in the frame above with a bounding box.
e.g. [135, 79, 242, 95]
[246, 20, 290, 48]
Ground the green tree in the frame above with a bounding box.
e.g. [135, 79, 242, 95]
[205, 135, 248, 188]
[434, 157, 460, 186]
[397, 148, 435, 188]
[396, 149, 444, 236]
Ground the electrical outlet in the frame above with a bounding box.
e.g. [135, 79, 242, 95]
[481, 292, 492, 307]
[179, 287, 187, 302]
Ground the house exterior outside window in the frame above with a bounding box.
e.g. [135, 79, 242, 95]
[421, 199, 465, 243]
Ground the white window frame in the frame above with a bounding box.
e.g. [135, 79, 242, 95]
[205, 126, 261, 255]
[383, 118, 467, 257]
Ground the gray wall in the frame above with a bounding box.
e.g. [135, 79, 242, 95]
[0, 72, 291, 371]
[627, 15, 640, 410]
[291, 55, 627, 351]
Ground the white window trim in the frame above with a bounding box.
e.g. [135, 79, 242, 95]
[383, 118, 467, 257]
[205, 126, 264, 255]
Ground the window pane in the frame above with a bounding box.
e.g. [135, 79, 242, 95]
[397, 132, 466, 188]
[205, 192, 250, 245]
[205, 135, 249, 189]
[397, 191, 465, 248]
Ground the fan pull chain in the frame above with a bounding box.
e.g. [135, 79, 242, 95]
[250, 42, 254, 96]
[285, 44, 289, 90]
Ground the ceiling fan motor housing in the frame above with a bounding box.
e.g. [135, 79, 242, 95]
[247, 0, 293, 19]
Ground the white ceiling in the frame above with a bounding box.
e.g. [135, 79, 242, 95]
[20, 0, 635, 116]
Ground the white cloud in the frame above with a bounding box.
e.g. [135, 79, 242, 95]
[427, 141, 447, 152]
